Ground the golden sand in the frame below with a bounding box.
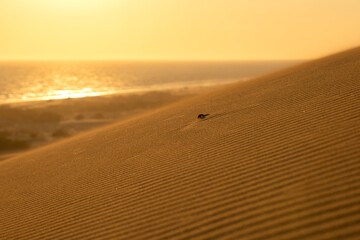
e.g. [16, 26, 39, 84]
[0, 47, 359, 239]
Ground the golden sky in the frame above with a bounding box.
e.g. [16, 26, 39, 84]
[0, 0, 359, 60]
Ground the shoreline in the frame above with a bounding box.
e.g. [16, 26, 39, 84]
[0, 78, 244, 106]
[0, 82, 233, 161]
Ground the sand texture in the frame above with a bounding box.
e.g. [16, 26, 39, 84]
[0, 90, 195, 160]
[0, 47, 359, 239]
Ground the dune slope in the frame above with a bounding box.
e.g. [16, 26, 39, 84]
[0, 47, 359, 239]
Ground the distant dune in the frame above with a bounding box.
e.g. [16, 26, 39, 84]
[0, 47, 359, 239]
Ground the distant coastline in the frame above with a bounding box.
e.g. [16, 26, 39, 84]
[0, 60, 301, 104]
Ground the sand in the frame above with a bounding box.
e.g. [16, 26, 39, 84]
[0, 47, 359, 239]
[0, 89, 203, 161]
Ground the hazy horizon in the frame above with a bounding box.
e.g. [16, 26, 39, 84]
[0, 58, 307, 62]
[0, 60, 299, 103]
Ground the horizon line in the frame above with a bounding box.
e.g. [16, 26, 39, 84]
[0, 58, 308, 62]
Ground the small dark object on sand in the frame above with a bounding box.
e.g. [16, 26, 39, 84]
[198, 114, 210, 119]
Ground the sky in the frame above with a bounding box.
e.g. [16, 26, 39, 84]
[0, 0, 359, 60]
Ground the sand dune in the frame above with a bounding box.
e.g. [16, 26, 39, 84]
[0, 47, 359, 239]
[0, 90, 196, 160]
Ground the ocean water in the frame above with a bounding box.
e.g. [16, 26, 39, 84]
[0, 61, 299, 103]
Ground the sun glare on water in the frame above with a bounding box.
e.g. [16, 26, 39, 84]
[50, 88, 102, 100]
[20, 88, 106, 102]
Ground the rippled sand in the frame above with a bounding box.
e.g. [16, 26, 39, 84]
[0, 47, 359, 239]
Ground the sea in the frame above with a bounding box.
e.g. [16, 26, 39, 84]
[0, 61, 299, 103]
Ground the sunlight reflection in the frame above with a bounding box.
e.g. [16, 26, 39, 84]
[49, 88, 102, 99]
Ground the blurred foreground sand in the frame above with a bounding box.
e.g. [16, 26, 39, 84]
[0, 86, 221, 160]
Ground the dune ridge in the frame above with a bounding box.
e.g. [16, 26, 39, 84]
[0, 47, 359, 239]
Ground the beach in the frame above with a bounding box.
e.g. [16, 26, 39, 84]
[0, 61, 298, 160]
[0, 87, 211, 161]
[0, 46, 359, 239]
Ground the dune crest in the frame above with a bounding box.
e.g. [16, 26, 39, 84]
[1, 47, 359, 239]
